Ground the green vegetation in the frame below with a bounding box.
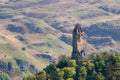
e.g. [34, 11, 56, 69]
[0, 42, 49, 79]
[0, 43, 48, 69]
[0, 71, 9, 80]
[24, 52, 120, 80]
[0, 0, 120, 79]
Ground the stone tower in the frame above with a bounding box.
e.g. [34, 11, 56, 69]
[71, 24, 85, 59]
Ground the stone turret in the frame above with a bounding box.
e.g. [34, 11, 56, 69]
[71, 24, 85, 59]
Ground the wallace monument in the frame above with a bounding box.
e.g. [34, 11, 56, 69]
[71, 24, 86, 59]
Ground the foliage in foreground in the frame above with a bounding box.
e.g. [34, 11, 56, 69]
[24, 52, 120, 80]
[0, 71, 9, 80]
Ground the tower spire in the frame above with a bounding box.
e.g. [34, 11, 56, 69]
[71, 24, 85, 59]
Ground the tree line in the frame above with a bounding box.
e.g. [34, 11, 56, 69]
[24, 52, 120, 80]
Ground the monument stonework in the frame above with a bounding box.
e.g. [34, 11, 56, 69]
[71, 24, 85, 59]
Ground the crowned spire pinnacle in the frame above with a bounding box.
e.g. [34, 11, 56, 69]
[73, 24, 83, 34]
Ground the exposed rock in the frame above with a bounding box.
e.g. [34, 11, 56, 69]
[15, 59, 29, 71]
[50, 21, 72, 33]
[16, 36, 26, 42]
[0, 61, 13, 73]
[76, 9, 109, 20]
[25, 23, 42, 33]
[9, 0, 21, 2]
[36, 53, 56, 63]
[83, 22, 120, 41]
[29, 65, 38, 74]
[76, 0, 89, 3]
[59, 35, 72, 46]
[76, 0, 102, 4]
[0, 14, 12, 19]
[89, 0, 102, 4]
[32, 43, 46, 47]
[80, 11, 108, 19]
[88, 37, 113, 47]
[99, 6, 120, 14]
[32, 43, 52, 48]
[7, 62, 13, 72]
[39, 0, 59, 5]
[51, 22, 66, 33]
[0, 0, 59, 9]
[7, 24, 25, 34]
[22, 12, 47, 19]
[15, 59, 38, 74]
[0, 61, 7, 70]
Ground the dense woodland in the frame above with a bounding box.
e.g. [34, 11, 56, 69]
[24, 52, 120, 80]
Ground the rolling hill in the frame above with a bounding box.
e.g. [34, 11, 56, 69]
[0, 0, 120, 79]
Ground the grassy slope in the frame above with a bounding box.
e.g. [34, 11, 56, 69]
[0, 0, 120, 79]
[0, 35, 48, 69]
[0, 16, 72, 78]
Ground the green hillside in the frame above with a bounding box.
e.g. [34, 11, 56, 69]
[0, 0, 120, 79]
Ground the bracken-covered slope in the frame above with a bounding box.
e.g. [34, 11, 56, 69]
[0, 0, 120, 79]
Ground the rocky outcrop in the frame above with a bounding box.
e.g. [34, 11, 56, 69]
[0, 61, 7, 70]
[59, 35, 72, 46]
[16, 36, 26, 42]
[7, 23, 43, 34]
[79, 10, 109, 19]
[32, 43, 46, 47]
[0, 61, 13, 75]
[76, 0, 102, 4]
[7, 24, 25, 34]
[25, 23, 42, 34]
[0, 14, 12, 19]
[7, 62, 13, 72]
[9, 0, 21, 2]
[83, 22, 120, 41]
[36, 53, 56, 63]
[39, 0, 59, 5]
[15, 59, 38, 74]
[99, 6, 120, 14]
[88, 37, 113, 47]
[22, 12, 47, 19]
[45, 19, 72, 33]
[32, 43, 52, 48]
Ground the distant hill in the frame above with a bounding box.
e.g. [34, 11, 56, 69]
[0, 0, 120, 79]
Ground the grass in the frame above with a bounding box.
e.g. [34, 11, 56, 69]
[0, 42, 49, 70]
[28, 34, 72, 56]
[0, 0, 120, 79]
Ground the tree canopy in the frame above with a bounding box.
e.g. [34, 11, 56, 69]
[24, 52, 120, 80]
